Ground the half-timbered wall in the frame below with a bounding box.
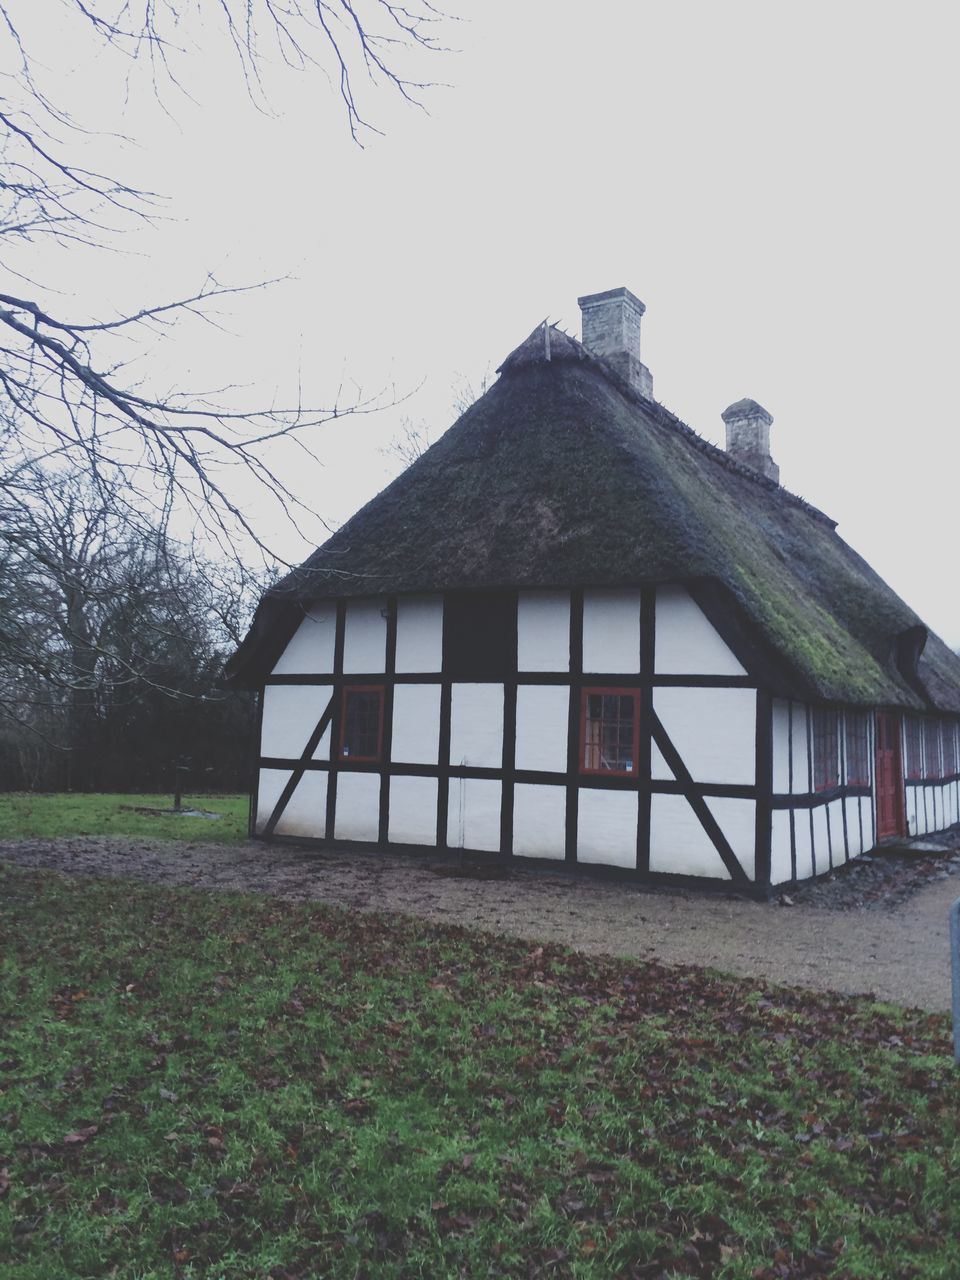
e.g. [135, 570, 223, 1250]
[255, 585, 764, 885]
[769, 701, 874, 885]
[903, 717, 960, 837]
[769, 704, 960, 883]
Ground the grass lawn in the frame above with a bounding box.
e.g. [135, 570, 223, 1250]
[1, 866, 958, 1280]
[0, 792, 249, 843]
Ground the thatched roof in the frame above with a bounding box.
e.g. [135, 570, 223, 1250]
[225, 323, 960, 712]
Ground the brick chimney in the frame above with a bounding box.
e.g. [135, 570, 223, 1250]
[577, 287, 653, 398]
[721, 398, 779, 484]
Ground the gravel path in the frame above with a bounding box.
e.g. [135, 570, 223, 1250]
[3, 836, 960, 1013]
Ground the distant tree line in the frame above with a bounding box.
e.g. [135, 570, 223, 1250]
[1, 465, 261, 794]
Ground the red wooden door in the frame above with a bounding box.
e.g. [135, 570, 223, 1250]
[875, 713, 905, 839]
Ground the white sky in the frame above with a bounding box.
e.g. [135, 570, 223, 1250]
[9, 1, 960, 643]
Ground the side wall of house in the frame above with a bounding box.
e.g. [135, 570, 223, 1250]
[769, 701, 874, 885]
[902, 717, 960, 837]
[769, 705, 960, 883]
[254, 585, 766, 884]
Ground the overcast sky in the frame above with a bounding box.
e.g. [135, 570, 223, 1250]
[12, 1, 960, 643]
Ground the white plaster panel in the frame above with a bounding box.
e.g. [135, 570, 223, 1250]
[861, 796, 875, 853]
[512, 784, 567, 859]
[391, 684, 441, 764]
[704, 797, 756, 880]
[653, 687, 756, 786]
[395, 595, 443, 673]
[770, 809, 793, 885]
[275, 771, 328, 839]
[905, 785, 919, 838]
[388, 776, 438, 846]
[654, 585, 746, 676]
[649, 792, 731, 879]
[255, 768, 290, 834]
[447, 778, 501, 852]
[771, 699, 791, 794]
[582, 589, 641, 673]
[793, 810, 814, 881]
[450, 684, 503, 768]
[342, 598, 387, 673]
[650, 740, 674, 781]
[918, 788, 929, 837]
[517, 591, 570, 672]
[334, 771, 381, 842]
[827, 799, 847, 863]
[261, 685, 333, 761]
[256, 769, 329, 839]
[844, 796, 862, 858]
[790, 704, 811, 794]
[577, 788, 637, 868]
[272, 606, 336, 675]
[515, 685, 569, 773]
[812, 804, 829, 874]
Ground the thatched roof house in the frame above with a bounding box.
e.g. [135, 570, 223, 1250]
[226, 287, 960, 888]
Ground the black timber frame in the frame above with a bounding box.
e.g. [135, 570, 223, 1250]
[253, 586, 787, 887]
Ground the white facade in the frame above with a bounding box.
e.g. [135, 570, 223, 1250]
[253, 586, 959, 886]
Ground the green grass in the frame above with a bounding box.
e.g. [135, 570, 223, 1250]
[1, 866, 958, 1280]
[0, 792, 249, 843]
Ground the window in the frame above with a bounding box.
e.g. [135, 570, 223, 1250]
[904, 718, 923, 781]
[844, 712, 870, 786]
[812, 708, 839, 791]
[923, 720, 941, 780]
[942, 721, 958, 778]
[339, 686, 384, 762]
[581, 689, 640, 776]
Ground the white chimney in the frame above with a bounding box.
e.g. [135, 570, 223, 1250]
[577, 287, 653, 398]
[721, 399, 779, 483]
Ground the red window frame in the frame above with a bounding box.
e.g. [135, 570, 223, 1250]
[923, 719, 941, 780]
[904, 717, 923, 781]
[580, 687, 641, 777]
[338, 685, 385, 763]
[812, 708, 839, 792]
[844, 711, 870, 786]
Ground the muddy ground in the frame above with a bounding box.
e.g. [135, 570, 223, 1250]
[3, 835, 960, 1013]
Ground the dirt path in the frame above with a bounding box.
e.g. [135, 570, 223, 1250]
[3, 837, 960, 1013]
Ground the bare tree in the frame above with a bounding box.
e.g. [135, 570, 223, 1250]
[0, 1, 453, 733]
[0, 462, 265, 787]
[0, 1, 451, 541]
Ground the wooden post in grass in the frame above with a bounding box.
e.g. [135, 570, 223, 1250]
[951, 897, 960, 1066]
[173, 758, 189, 813]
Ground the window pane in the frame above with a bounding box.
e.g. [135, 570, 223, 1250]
[812, 709, 838, 791]
[342, 689, 382, 759]
[904, 719, 923, 780]
[582, 689, 637, 773]
[923, 721, 940, 779]
[943, 721, 957, 777]
[844, 712, 869, 786]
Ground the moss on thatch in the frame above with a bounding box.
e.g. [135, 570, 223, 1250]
[225, 327, 960, 712]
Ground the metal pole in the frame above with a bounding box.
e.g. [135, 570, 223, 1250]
[951, 897, 960, 1066]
